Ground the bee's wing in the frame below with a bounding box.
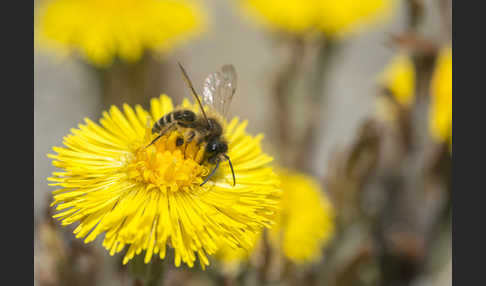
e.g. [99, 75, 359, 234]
[202, 65, 237, 118]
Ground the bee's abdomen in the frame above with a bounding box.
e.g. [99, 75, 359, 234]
[152, 110, 196, 134]
[152, 112, 174, 134]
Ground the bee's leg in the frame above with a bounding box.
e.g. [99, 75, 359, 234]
[146, 123, 175, 148]
[186, 131, 196, 143]
[192, 129, 209, 146]
[182, 131, 193, 153]
[200, 159, 220, 187]
[196, 137, 206, 145]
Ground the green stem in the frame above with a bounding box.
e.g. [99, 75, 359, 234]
[94, 53, 168, 110]
[128, 255, 165, 286]
[144, 259, 164, 286]
[256, 232, 272, 286]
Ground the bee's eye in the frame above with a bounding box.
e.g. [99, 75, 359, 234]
[206, 142, 218, 152]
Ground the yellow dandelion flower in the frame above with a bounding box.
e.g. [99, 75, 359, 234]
[47, 95, 280, 269]
[35, 0, 205, 67]
[240, 0, 316, 34]
[429, 45, 452, 149]
[379, 54, 416, 107]
[214, 231, 261, 274]
[269, 169, 334, 263]
[216, 169, 334, 266]
[240, 0, 394, 37]
[375, 53, 415, 122]
[316, 0, 395, 38]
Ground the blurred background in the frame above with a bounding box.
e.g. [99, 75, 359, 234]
[34, 0, 452, 285]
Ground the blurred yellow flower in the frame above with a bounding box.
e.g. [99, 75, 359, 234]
[240, 0, 394, 37]
[379, 54, 416, 107]
[240, 0, 316, 34]
[429, 45, 452, 149]
[317, 0, 395, 37]
[216, 169, 334, 266]
[375, 53, 415, 123]
[48, 95, 280, 268]
[214, 231, 261, 274]
[35, 0, 205, 67]
[269, 169, 334, 263]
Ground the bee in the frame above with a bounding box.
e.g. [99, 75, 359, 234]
[147, 62, 237, 187]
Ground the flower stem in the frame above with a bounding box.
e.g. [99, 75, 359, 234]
[272, 37, 305, 166]
[94, 53, 169, 110]
[128, 255, 165, 286]
[296, 37, 339, 174]
[256, 232, 272, 286]
[144, 259, 164, 286]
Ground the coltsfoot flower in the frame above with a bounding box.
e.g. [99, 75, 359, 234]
[35, 0, 205, 67]
[379, 54, 415, 107]
[316, 0, 395, 38]
[429, 45, 452, 150]
[375, 53, 415, 122]
[48, 95, 280, 268]
[216, 169, 334, 267]
[269, 169, 334, 263]
[214, 230, 261, 274]
[240, 0, 395, 38]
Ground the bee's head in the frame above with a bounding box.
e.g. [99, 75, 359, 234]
[204, 138, 236, 187]
[206, 138, 227, 158]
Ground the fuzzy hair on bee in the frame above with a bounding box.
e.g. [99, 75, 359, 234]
[147, 63, 237, 187]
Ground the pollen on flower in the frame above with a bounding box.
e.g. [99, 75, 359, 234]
[126, 131, 210, 191]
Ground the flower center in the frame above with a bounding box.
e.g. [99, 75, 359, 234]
[126, 130, 210, 192]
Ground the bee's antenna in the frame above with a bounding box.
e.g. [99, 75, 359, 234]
[177, 62, 212, 128]
[223, 154, 236, 186]
[200, 159, 220, 187]
[145, 124, 173, 149]
[146, 133, 163, 148]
